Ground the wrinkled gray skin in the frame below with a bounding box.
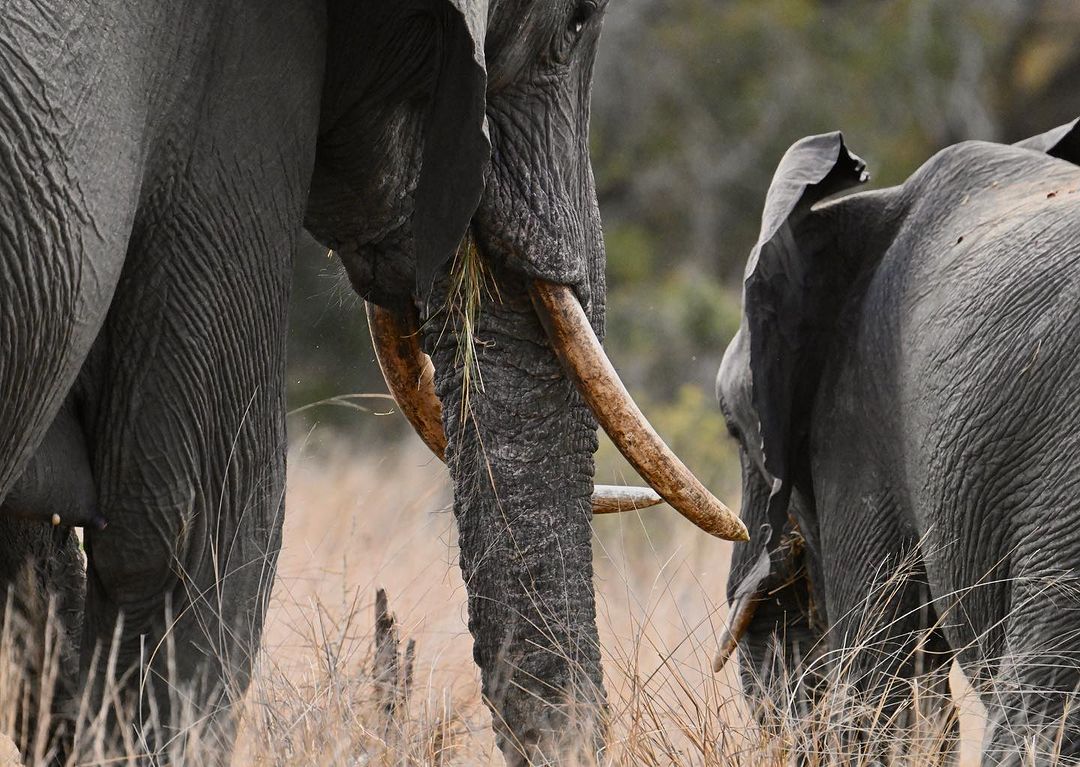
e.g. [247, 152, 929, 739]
[309, 3, 611, 763]
[1, 0, 608, 763]
[1, 5, 319, 761]
[718, 121, 1080, 764]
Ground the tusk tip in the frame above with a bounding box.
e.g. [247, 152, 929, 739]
[712, 646, 735, 674]
[591, 485, 664, 513]
[713, 593, 761, 673]
[697, 507, 750, 541]
[712, 617, 745, 672]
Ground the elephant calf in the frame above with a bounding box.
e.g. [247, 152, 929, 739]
[718, 119, 1080, 764]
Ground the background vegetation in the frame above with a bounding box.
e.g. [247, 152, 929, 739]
[288, 0, 1080, 498]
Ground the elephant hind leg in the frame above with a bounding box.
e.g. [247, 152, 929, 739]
[981, 673, 1080, 766]
[818, 518, 959, 762]
[979, 605, 1080, 765]
[0, 520, 85, 761]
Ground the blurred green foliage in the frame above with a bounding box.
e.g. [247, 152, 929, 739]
[287, 0, 1080, 496]
[286, 236, 413, 450]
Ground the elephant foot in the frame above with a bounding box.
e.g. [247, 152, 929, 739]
[0, 518, 85, 762]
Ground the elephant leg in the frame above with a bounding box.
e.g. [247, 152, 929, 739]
[77, 219, 293, 760]
[820, 514, 958, 762]
[898, 600, 959, 765]
[75, 206, 295, 764]
[0, 520, 85, 761]
[75, 139, 315, 764]
[978, 579, 1080, 765]
[69, 10, 319, 760]
[0, 24, 143, 762]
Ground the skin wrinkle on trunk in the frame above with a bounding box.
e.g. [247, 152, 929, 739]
[423, 267, 606, 766]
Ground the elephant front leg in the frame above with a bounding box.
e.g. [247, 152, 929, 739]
[423, 266, 607, 766]
[75, 218, 294, 763]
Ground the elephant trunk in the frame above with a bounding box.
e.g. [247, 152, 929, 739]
[423, 265, 606, 766]
[367, 290, 746, 534]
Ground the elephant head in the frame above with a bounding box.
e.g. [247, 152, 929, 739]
[712, 132, 869, 715]
[304, 2, 745, 762]
[715, 122, 1080, 721]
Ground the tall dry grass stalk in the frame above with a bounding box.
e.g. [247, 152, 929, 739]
[9, 432, 1080, 765]
[442, 230, 497, 424]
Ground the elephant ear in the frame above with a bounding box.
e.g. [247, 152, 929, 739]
[744, 132, 869, 489]
[413, 0, 491, 297]
[1013, 117, 1080, 164]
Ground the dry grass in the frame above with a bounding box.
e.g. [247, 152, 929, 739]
[0, 431, 1017, 766]
[237, 433, 991, 766]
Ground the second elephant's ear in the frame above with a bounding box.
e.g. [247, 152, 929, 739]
[413, 0, 491, 296]
[744, 132, 869, 488]
[1013, 117, 1080, 164]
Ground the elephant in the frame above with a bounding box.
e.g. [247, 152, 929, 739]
[0, 1, 745, 763]
[715, 119, 1080, 763]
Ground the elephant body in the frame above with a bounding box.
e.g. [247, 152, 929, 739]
[719, 123, 1080, 763]
[1, 1, 322, 757]
[1, 1, 639, 763]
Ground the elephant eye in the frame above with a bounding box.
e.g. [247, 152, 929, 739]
[569, 0, 599, 35]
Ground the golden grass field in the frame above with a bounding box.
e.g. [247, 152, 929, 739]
[231, 431, 992, 766]
[0, 427, 998, 765]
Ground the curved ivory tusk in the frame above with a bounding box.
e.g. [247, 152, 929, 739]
[712, 593, 760, 672]
[591, 484, 664, 513]
[712, 535, 804, 673]
[366, 301, 662, 515]
[365, 302, 447, 460]
[529, 281, 749, 541]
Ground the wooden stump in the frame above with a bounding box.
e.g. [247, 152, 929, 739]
[373, 588, 415, 725]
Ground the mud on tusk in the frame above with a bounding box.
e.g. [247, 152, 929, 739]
[365, 301, 660, 516]
[528, 281, 749, 542]
[365, 301, 447, 461]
